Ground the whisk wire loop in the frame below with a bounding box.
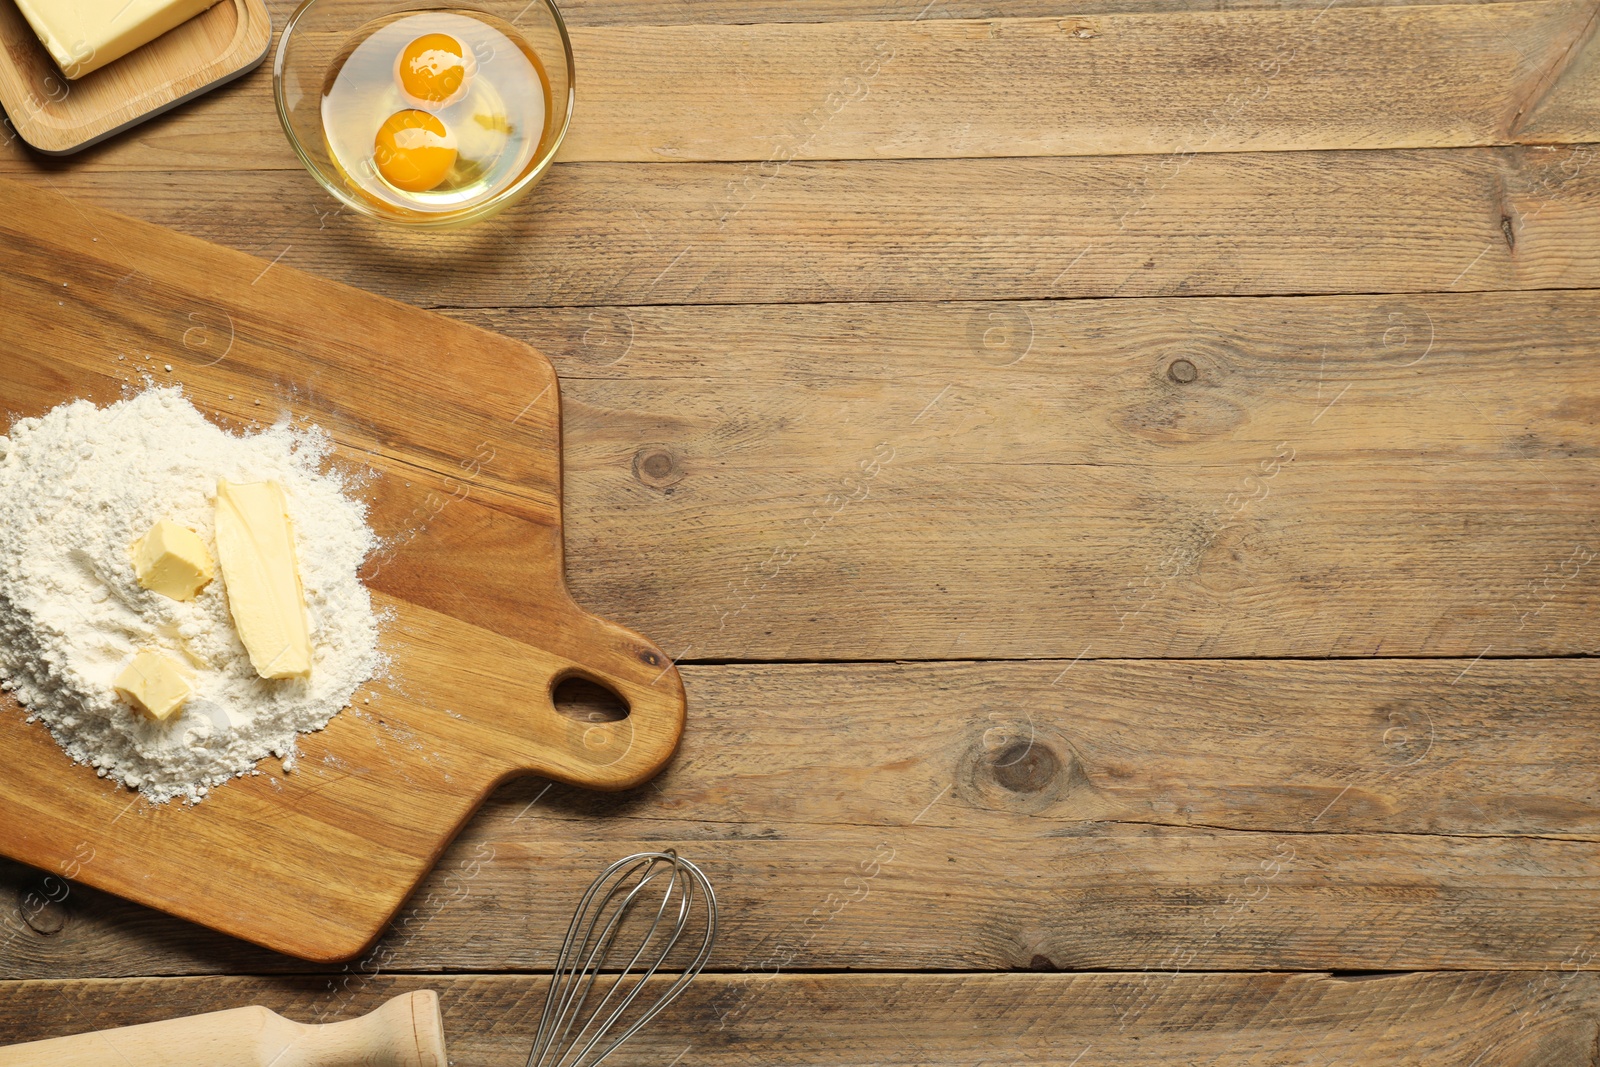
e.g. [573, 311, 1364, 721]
[528, 850, 717, 1067]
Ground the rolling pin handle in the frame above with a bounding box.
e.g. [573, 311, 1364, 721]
[296, 989, 448, 1067]
[0, 989, 447, 1067]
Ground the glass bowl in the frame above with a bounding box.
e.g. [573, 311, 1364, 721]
[274, 0, 574, 228]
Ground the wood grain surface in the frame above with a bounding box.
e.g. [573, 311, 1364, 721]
[6, 144, 1597, 306]
[3, 659, 1598, 978]
[0, 178, 685, 961]
[2, 0, 1598, 1061]
[7, 2, 1598, 168]
[535, 0, 1583, 25]
[525, 289, 1600, 660]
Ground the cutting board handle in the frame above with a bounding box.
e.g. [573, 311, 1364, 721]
[0, 990, 446, 1067]
[511, 609, 687, 792]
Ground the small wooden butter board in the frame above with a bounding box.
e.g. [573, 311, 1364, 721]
[0, 0, 270, 155]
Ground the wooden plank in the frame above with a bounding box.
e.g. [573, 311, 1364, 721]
[556, 659, 1600, 841]
[1516, 1, 1600, 140]
[507, 0, 1544, 28]
[1, 144, 1594, 307]
[2, 658, 1598, 977]
[530, 4, 1600, 163]
[2, 971, 1598, 1064]
[7, 3, 1597, 170]
[491, 287, 1597, 661]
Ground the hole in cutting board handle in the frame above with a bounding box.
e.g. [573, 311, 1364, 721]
[551, 674, 630, 723]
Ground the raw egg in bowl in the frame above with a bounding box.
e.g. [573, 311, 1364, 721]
[394, 32, 476, 109]
[274, 0, 574, 228]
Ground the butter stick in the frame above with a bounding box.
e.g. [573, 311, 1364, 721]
[13, 0, 223, 79]
[214, 480, 312, 680]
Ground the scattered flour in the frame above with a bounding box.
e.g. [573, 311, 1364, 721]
[0, 388, 380, 803]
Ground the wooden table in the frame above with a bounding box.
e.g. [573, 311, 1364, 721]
[2, 0, 1599, 1062]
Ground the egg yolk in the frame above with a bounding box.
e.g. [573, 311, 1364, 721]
[373, 109, 457, 192]
[396, 33, 470, 108]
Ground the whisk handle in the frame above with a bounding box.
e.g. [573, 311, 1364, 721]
[0, 990, 447, 1067]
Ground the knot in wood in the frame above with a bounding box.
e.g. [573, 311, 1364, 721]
[633, 445, 684, 489]
[17, 886, 66, 935]
[990, 739, 1061, 794]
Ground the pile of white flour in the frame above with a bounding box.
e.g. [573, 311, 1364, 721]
[0, 388, 380, 803]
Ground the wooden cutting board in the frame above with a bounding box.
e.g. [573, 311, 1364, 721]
[0, 178, 686, 961]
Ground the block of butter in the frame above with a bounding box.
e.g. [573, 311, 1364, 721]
[114, 650, 190, 721]
[132, 519, 214, 601]
[13, 0, 222, 79]
[214, 479, 312, 680]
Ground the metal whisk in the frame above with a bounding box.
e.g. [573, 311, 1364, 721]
[528, 851, 718, 1067]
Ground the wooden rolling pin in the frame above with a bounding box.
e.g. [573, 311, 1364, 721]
[0, 989, 446, 1066]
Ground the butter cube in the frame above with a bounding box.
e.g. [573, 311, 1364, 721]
[214, 480, 312, 680]
[13, 0, 222, 79]
[132, 519, 214, 601]
[114, 650, 190, 721]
